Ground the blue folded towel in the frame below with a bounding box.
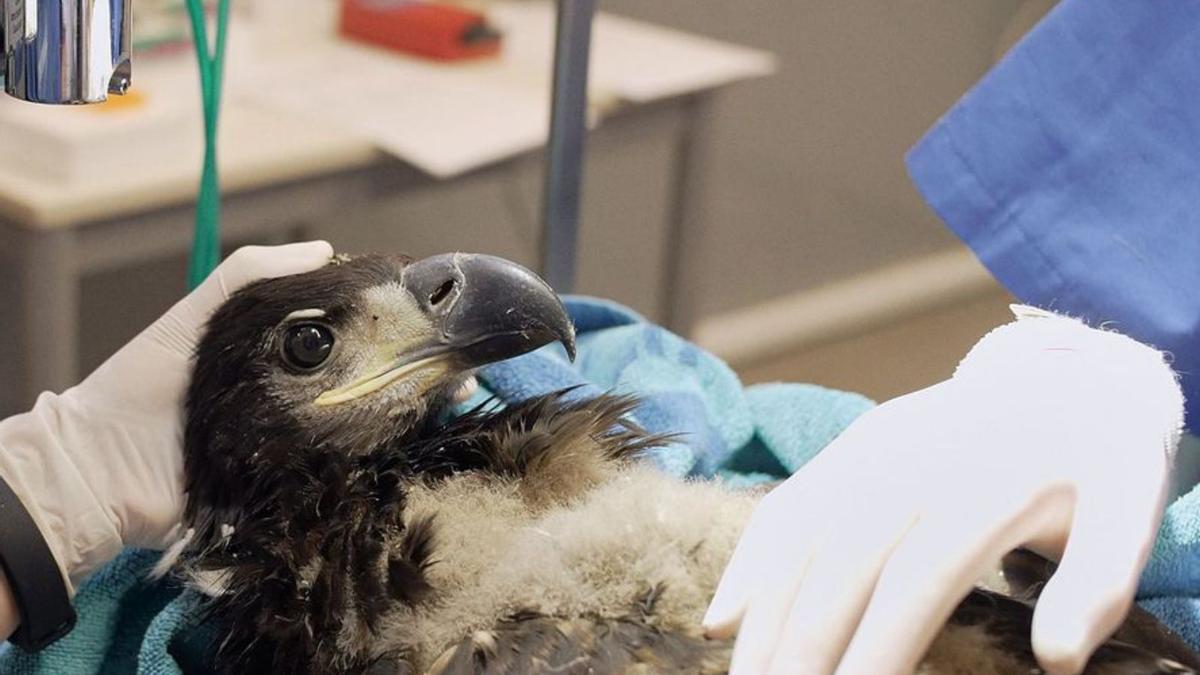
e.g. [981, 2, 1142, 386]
[0, 295, 874, 674]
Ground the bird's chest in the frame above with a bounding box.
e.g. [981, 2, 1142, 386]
[364, 467, 759, 668]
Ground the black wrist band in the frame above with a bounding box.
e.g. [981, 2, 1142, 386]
[0, 473, 76, 651]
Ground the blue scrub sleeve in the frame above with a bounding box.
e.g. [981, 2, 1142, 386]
[906, 0, 1200, 431]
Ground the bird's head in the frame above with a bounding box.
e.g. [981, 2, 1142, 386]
[183, 252, 575, 513]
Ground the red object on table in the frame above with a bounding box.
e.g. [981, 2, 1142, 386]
[340, 0, 503, 61]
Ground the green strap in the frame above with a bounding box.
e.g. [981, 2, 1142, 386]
[185, 0, 231, 290]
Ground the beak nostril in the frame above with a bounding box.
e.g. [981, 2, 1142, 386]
[429, 279, 457, 307]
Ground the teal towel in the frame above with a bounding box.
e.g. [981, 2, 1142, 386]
[1142, 483, 1200, 598]
[1138, 475, 1200, 646]
[0, 296, 874, 673]
[0, 549, 180, 674]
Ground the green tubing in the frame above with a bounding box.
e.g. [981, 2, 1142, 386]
[185, 0, 231, 290]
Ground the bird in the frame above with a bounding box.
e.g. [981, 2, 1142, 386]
[162, 251, 1200, 675]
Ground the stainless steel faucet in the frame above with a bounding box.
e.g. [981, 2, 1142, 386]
[1, 0, 132, 104]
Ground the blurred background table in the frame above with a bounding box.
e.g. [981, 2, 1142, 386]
[0, 1, 773, 414]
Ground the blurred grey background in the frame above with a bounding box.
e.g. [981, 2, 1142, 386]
[12, 1, 1061, 415]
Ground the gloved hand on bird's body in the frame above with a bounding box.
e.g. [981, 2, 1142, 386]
[708, 306, 1190, 675]
[0, 243, 1192, 675]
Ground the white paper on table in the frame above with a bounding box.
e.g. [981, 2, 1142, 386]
[233, 1, 775, 178]
[236, 38, 553, 178]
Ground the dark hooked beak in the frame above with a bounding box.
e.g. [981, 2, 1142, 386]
[313, 253, 574, 407]
[402, 252, 576, 368]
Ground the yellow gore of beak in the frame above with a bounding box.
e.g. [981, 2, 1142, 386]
[314, 356, 450, 407]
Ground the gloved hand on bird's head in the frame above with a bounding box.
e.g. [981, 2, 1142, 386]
[704, 305, 1185, 675]
[0, 241, 334, 593]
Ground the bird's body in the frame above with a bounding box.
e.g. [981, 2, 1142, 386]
[170, 253, 1200, 675]
[365, 398, 747, 674]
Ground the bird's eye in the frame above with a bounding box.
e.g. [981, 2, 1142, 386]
[281, 323, 335, 370]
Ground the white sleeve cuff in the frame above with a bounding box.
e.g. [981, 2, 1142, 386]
[0, 393, 124, 595]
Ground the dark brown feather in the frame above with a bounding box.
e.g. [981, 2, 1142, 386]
[948, 588, 1195, 675]
[428, 588, 729, 675]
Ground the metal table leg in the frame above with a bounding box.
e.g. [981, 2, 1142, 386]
[660, 93, 714, 335]
[16, 228, 78, 405]
[539, 0, 596, 294]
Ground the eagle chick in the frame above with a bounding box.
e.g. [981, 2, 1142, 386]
[170, 252, 1199, 675]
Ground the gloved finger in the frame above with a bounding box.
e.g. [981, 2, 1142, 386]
[1032, 475, 1168, 675]
[765, 510, 916, 675]
[704, 498, 816, 640]
[153, 241, 334, 355]
[834, 486, 1075, 675]
[728, 567, 810, 675]
[704, 455, 839, 637]
[198, 240, 335, 308]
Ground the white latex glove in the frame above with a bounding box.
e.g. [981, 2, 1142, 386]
[0, 241, 333, 592]
[704, 306, 1184, 675]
